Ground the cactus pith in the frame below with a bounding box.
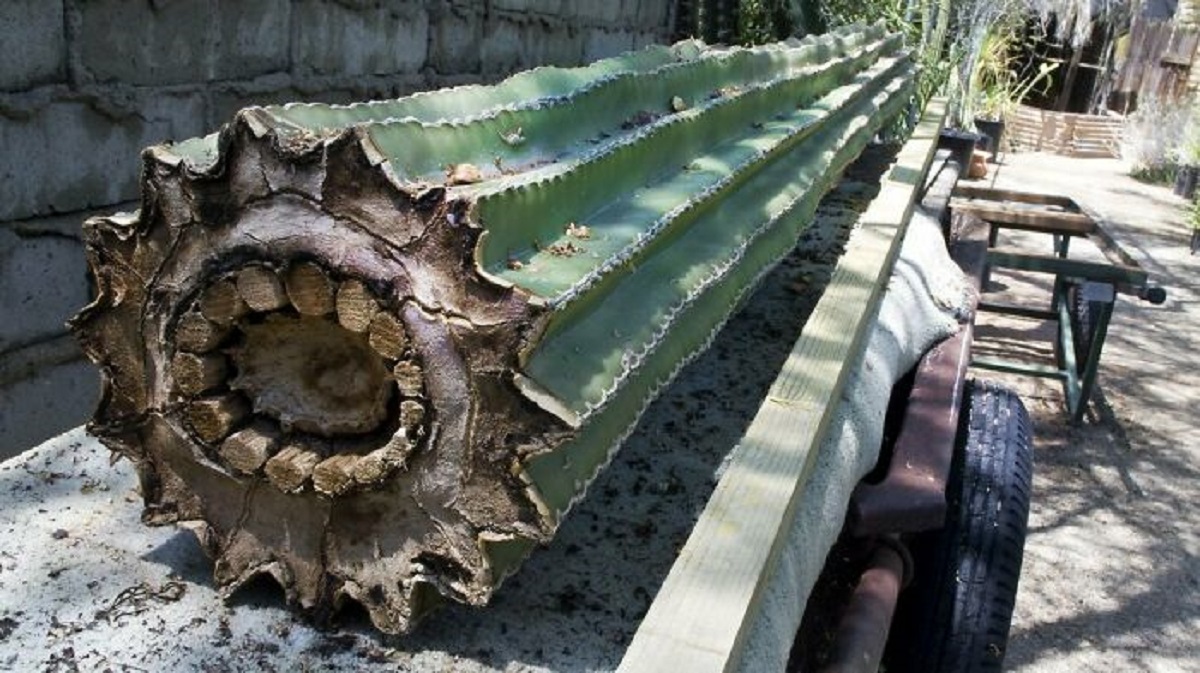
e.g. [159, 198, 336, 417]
[71, 24, 915, 634]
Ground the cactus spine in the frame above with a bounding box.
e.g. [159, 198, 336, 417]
[72, 24, 915, 634]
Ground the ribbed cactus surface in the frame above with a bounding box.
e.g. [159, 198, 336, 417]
[71, 24, 915, 634]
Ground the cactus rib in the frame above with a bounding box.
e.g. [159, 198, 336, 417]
[523, 63, 917, 515]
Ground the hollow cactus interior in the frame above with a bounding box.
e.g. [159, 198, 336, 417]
[71, 23, 916, 634]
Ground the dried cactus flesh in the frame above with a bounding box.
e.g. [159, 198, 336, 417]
[71, 23, 915, 634]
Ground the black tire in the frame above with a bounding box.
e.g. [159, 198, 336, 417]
[885, 379, 1034, 672]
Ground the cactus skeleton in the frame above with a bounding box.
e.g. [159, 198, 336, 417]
[71, 24, 915, 634]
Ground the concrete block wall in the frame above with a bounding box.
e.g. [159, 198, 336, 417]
[0, 0, 674, 459]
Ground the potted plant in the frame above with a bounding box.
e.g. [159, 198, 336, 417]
[969, 25, 1056, 161]
[1173, 107, 1200, 199]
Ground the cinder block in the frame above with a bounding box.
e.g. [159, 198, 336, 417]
[0, 1, 66, 91]
[521, 20, 585, 68]
[334, 74, 429, 103]
[77, 0, 216, 85]
[215, 0, 291, 80]
[0, 357, 98, 459]
[480, 15, 583, 76]
[291, 1, 428, 77]
[633, 30, 666, 49]
[0, 93, 207, 221]
[0, 230, 89, 352]
[583, 28, 637, 62]
[479, 16, 524, 76]
[564, 0, 624, 25]
[4, 209, 101, 240]
[425, 73, 486, 90]
[428, 4, 483, 74]
[210, 84, 305, 128]
[636, 0, 672, 29]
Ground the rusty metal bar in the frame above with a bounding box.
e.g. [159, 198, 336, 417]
[850, 321, 973, 536]
[848, 160, 979, 537]
[817, 541, 907, 673]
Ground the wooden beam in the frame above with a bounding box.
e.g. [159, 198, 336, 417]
[1056, 46, 1081, 112]
[953, 188, 1152, 287]
[951, 184, 1077, 209]
[950, 200, 1096, 235]
[1074, 203, 1143, 269]
[618, 99, 947, 673]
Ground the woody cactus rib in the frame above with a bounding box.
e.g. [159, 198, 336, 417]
[71, 24, 915, 634]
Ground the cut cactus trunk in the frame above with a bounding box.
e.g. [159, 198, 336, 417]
[71, 24, 916, 634]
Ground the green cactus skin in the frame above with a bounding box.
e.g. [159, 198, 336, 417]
[521, 58, 915, 519]
[71, 25, 915, 635]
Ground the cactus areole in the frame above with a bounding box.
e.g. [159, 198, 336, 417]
[71, 25, 916, 633]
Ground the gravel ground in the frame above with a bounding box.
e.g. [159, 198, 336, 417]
[967, 152, 1200, 673]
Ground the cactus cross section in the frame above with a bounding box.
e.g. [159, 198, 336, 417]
[71, 24, 915, 634]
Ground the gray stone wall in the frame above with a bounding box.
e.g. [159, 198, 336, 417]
[0, 0, 674, 458]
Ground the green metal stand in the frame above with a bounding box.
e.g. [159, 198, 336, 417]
[953, 187, 1162, 424]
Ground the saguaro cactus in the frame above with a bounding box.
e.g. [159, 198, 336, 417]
[72, 24, 915, 633]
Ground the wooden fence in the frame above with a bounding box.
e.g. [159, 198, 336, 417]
[1113, 18, 1199, 107]
[1006, 104, 1124, 158]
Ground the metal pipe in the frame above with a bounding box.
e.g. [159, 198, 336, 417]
[818, 541, 907, 673]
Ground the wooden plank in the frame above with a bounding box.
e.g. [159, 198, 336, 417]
[1005, 104, 1121, 158]
[950, 201, 1096, 235]
[618, 99, 947, 673]
[951, 185, 1077, 209]
[950, 196, 1085, 219]
[987, 247, 1148, 285]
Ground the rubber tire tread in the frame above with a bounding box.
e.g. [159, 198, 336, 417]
[898, 379, 1034, 672]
